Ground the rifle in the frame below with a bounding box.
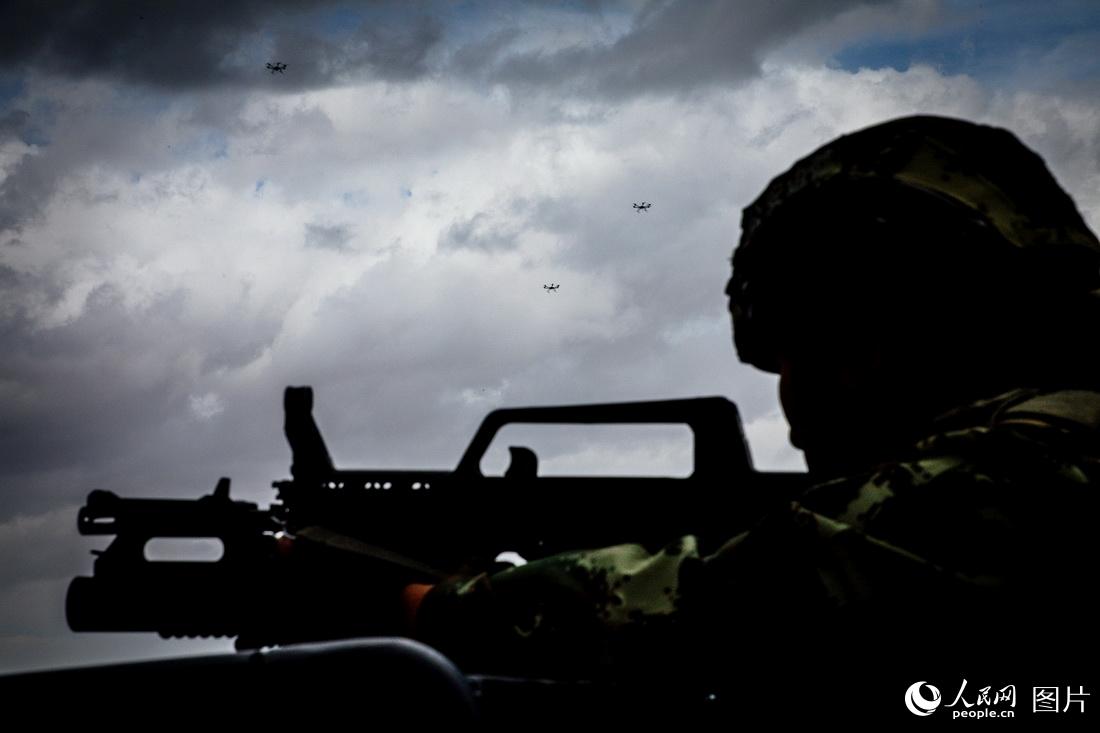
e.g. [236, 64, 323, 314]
[66, 387, 808, 649]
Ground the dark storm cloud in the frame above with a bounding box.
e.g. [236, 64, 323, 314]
[259, 13, 443, 89]
[0, 272, 286, 520]
[354, 14, 445, 81]
[0, 109, 30, 139]
[1, 0, 901, 96]
[305, 222, 355, 252]
[456, 0, 892, 98]
[0, 0, 442, 90]
[0, 283, 189, 479]
[0, 115, 53, 233]
[449, 27, 523, 77]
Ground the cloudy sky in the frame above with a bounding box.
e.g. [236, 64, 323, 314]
[2, 0, 1099, 675]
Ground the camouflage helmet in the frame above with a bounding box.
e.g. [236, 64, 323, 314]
[729, 114, 1100, 374]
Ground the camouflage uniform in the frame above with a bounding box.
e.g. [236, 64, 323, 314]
[417, 388, 1100, 676]
[415, 117, 1100, 692]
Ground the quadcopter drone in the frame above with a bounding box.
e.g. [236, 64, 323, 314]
[632, 202, 651, 212]
[543, 284, 560, 292]
[266, 62, 288, 74]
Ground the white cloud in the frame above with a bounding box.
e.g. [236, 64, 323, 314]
[189, 392, 225, 420]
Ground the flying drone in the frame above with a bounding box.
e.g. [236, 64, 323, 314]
[543, 284, 560, 292]
[266, 62, 288, 74]
[632, 202, 651, 212]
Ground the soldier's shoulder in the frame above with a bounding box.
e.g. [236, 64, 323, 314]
[795, 387, 1100, 529]
[917, 386, 1100, 482]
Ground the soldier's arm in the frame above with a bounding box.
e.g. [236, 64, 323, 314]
[408, 535, 707, 676]
[403, 414, 1097, 676]
[402, 499, 966, 677]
